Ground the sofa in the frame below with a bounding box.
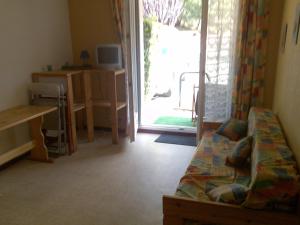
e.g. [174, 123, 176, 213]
[163, 108, 300, 225]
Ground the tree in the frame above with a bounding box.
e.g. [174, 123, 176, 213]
[176, 0, 202, 30]
[143, 0, 185, 26]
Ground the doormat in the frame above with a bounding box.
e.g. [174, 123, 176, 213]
[154, 134, 197, 147]
[154, 116, 195, 127]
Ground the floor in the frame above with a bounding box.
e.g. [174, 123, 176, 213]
[0, 132, 195, 225]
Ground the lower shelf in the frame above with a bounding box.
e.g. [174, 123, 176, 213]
[93, 100, 127, 111]
[73, 103, 85, 112]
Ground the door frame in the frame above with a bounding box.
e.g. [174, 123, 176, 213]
[197, 0, 209, 141]
[133, 0, 209, 136]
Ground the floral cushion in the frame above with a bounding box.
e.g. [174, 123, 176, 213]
[207, 183, 249, 204]
[226, 136, 253, 167]
[217, 119, 247, 141]
[243, 108, 300, 211]
[176, 132, 251, 202]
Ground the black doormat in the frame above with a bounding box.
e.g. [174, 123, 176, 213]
[154, 134, 197, 147]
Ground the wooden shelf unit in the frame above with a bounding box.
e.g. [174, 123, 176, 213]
[93, 100, 127, 111]
[32, 68, 128, 149]
[73, 102, 85, 112]
[32, 70, 94, 154]
[91, 69, 127, 144]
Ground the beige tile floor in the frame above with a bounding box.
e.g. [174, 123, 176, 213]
[0, 132, 195, 225]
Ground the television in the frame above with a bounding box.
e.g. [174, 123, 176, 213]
[95, 44, 123, 69]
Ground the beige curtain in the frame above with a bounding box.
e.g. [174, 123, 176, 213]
[111, 0, 126, 62]
[111, 0, 132, 137]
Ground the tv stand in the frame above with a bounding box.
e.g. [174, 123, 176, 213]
[91, 69, 127, 144]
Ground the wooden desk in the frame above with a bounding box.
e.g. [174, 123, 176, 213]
[0, 105, 57, 165]
[32, 71, 95, 154]
[32, 69, 127, 147]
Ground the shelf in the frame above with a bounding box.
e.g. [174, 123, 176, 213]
[90, 68, 125, 76]
[73, 103, 85, 112]
[93, 100, 127, 111]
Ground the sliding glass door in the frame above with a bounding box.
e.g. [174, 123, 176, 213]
[125, 0, 239, 140]
[197, 0, 239, 141]
[197, 0, 208, 140]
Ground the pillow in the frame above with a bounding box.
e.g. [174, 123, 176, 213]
[207, 183, 249, 205]
[226, 136, 253, 167]
[216, 119, 247, 141]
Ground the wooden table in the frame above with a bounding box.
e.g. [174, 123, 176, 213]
[32, 71, 95, 154]
[32, 69, 127, 148]
[0, 105, 57, 165]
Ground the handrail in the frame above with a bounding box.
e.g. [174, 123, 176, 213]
[178, 72, 211, 107]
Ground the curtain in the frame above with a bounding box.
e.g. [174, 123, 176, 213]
[204, 0, 239, 122]
[111, 0, 126, 63]
[231, 0, 270, 120]
[111, 0, 130, 136]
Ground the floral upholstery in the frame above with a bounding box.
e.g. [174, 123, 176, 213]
[243, 108, 300, 211]
[208, 183, 249, 204]
[226, 136, 253, 167]
[176, 131, 251, 201]
[175, 107, 300, 213]
[216, 119, 248, 141]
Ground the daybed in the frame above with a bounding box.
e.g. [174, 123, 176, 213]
[163, 108, 300, 225]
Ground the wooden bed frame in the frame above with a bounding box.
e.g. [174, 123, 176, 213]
[163, 195, 300, 225]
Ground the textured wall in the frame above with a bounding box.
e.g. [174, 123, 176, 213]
[68, 0, 119, 65]
[264, 0, 285, 108]
[0, 0, 73, 153]
[273, 0, 300, 164]
[68, 0, 127, 129]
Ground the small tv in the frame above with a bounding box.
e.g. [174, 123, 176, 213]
[95, 44, 123, 69]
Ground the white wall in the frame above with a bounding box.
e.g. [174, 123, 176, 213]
[0, 0, 73, 153]
[273, 0, 300, 164]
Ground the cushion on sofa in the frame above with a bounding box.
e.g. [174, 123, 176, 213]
[243, 108, 300, 211]
[208, 183, 249, 204]
[216, 119, 247, 141]
[226, 136, 253, 167]
[176, 131, 251, 202]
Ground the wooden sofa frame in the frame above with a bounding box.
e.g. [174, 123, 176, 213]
[163, 195, 300, 225]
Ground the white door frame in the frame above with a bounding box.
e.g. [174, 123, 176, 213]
[129, 0, 209, 138]
[125, 0, 140, 141]
[197, 0, 209, 142]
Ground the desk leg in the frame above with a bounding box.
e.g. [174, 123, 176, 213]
[66, 76, 77, 154]
[29, 116, 51, 162]
[83, 71, 94, 142]
[110, 73, 119, 144]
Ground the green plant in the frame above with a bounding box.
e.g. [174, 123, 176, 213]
[143, 18, 154, 96]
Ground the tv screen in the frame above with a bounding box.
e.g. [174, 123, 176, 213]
[96, 44, 122, 69]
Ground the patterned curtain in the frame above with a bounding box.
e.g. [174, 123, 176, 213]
[111, 0, 130, 135]
[111, 0, 126, 62]
[231, 0, 270, 120]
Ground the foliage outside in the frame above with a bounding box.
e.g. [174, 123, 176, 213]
[143, 18, 155, 96]
[143, 0, 202, 97]
[177, 0, 202, 30]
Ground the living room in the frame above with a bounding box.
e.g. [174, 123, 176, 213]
[0, 1, 299, 225]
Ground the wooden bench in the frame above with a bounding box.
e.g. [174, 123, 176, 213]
[0, 105, 57, 165]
